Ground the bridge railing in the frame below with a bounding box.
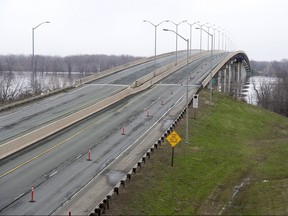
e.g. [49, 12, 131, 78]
[201, 51, 250, 88]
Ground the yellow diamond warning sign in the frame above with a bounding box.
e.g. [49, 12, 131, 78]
[166, 131, 182, 147]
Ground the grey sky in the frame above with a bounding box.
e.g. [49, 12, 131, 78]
[0, 0, 287, 61]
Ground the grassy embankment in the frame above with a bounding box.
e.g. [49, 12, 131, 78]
[105, 89, 288, 215]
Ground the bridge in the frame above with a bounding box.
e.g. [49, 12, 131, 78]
[0, 50, 250, 215]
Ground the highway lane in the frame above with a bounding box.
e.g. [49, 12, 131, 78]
[0, 52, 228, 214]
[0, 51, 188, 146]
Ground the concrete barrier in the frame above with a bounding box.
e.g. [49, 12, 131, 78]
[74, 52, 174, 86]
[132, 51, 210, 88]
[0, 86, 74, 112]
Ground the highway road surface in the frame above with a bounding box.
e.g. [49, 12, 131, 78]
[0, 51, 228, 215]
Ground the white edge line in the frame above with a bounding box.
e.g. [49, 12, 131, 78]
[14, 193, 24, 200]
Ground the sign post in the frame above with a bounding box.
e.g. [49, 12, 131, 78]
[171, 147, 175, 167]
[166, 131, 182, 167]
[193, 94, 199, 119]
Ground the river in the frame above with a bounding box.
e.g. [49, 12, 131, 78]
[241, 76, 277, 105]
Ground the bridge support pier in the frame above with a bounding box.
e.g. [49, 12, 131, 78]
[234, 62, 242, 99]
[231, 63, 237, 98]
[220, 69, 225, 93]
[238, 62, 243, 98]
[223, 66, 227, 93]
[217, 71, 221, 92]
[227, 63, 232, 94]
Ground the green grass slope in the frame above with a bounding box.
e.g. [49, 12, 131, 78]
[105, 90, 288, 215]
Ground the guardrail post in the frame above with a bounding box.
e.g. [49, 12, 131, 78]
[137, 162, 141, 169]
[127, 173, 131, 180]
[99, 203, 106, 214]
[147, 152, 150, 158]
[114, 187, 119, 196]
[94, 208, 101, 216]
[120, 180, 125, 188]
[103, 199, 110, 210]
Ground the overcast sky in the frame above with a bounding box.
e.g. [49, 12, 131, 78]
[0, 0, 287, 61]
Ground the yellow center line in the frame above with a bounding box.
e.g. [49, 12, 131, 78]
[0, 119, 98, 179]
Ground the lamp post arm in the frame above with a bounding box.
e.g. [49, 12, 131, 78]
[163, 29, 188, 42]
[197, 27, 212, 36]
[143, 20, 156, 27]
[186, 21, 199, 55]
[143, 20, 169, 27]
[33, 21, 50, 30]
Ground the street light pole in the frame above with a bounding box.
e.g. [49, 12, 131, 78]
[222, 29, 226, 51]
[217, 29, 221, 50]
[143, 20, 169, 64]
[197, 23, 206, 54]
[32, 21, 50, 95]
[163, 28, 189, 144]
[196, 27, 213, 103]
[167, 20, 187, 65]
[205, 24, 214, 50]
[212, 26, 219, 51]
[186, 21, 199, 56]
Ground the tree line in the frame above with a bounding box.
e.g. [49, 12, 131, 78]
[0, 54, 141, 105]
[250, 59, 288, 117]
[0, 54, 141, 74]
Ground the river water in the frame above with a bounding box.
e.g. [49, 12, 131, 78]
[0, 71, 88, 96]
[241, 76, 277, 105]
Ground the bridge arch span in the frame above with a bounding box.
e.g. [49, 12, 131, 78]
[201, 51, 251, 97]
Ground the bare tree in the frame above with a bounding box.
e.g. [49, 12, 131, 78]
[0, 71, 24, 104]
[252, 75, 288, 117]
[252, 78, 273, 109]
